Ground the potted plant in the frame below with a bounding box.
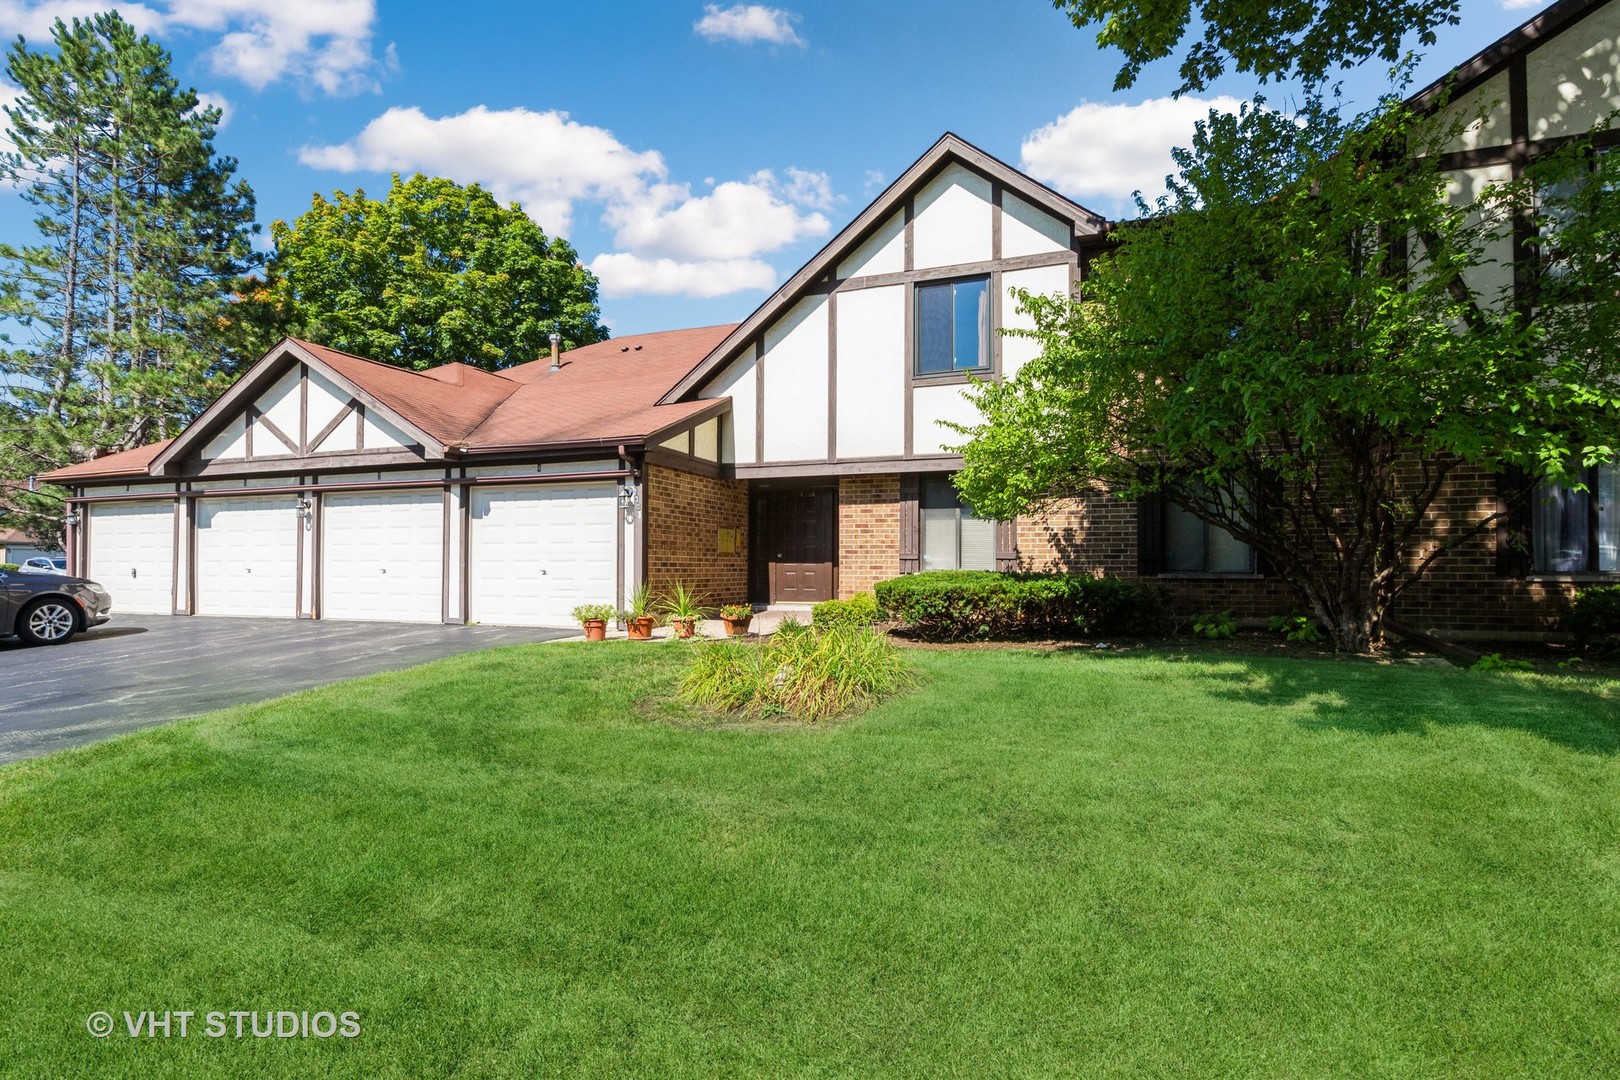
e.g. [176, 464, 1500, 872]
[719, 603, 754, 637]
[571, 603, 616, 641]
[658, 582, 708, 639]
[621, 582, 658, 640]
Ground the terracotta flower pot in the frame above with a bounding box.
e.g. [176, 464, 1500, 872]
[582, 619, 607, 641]
[671, 616, 697, 639]
[723, 616, 752, 637]
[627, 616, 656, 640]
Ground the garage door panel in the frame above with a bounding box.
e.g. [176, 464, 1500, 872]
[322, 491, 444, 623]
[469, 484, 617, 628]
[195, 496, 299, 618]
[87, 501, 175, 615]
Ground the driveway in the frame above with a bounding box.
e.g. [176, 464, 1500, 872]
[0, 616, 571, 763]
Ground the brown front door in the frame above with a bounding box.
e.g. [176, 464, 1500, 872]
[753, 486, 836, 603]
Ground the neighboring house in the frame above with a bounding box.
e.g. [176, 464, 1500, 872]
[40, 0, 1620, 634]
[0, 528, 61, 567]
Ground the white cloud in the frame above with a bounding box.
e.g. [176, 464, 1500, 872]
[588, 253, 777, 299]
[193, 91, 231, 128]
[0, 1, 388, 96]
[604, 173, 829, 260]
[302, 102, 838, 298]
[693, 3, 804, 46]
[1021, 95, 1247, 215]
[862, 169, 886, 197]
[300, 105, 667, 235]
[1499, 0, 1543, 8]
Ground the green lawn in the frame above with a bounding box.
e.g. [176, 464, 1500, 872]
[2, 642, 1618, 1078]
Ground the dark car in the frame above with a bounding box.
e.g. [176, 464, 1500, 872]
[1, 565, 112, 645]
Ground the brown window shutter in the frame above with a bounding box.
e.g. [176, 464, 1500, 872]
[1495, 468, 1533, 577]
[899, 474, 920, 574]
[1136, 493, 1164, 576]
[995, 518, 1019, 571]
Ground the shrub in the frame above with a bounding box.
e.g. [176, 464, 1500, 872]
[1568, 584, 1620, 645]
[1192, 611, 1238, 640]
[679, 625, 913, 721]
[812, 592, 879, 632]
[872, 571, 1171, 642]
[1473, 652, 1533, 673]
[571, 603, 616, 625]
[1268, 611, 1321, 643]
[0, 563, 17, 572]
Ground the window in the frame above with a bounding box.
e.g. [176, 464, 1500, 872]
[1163, 499, 1254, 574]
[916, 277, 990, 375]
[920, 476, 996, 571]
[1533, 463, 1620, 573]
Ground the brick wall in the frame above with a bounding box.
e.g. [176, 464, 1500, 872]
[837, 474, 900, 598]
[645, 464, 749, 606]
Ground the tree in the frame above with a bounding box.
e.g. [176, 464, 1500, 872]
[263, 175, 609, 371]
[1052, 0, 1460, 94]
[952, 95, 1620, 652]
[0, 12, 260, 547]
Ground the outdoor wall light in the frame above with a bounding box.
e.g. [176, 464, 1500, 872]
[63, 509, 80, 527]
[616, 486, 638, 522]
[295, 497, 313, 522]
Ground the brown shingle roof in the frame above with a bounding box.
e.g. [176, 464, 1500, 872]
[41, 325, 738, 481]
[42, 440, 174, 482]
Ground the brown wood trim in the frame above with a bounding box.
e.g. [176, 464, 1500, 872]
[1509, 51, 1534, 318]
[186, 493, 197, 616]
[298, 366, 310, 454]
[355, 402, 366, 451]
[991, 182, 1002, 260]
[308, 401, 358, 454]
[69, 469, 635, 503]
[753, 339, 765, 465]
[294, 473, 306, 618]
[833, 251, 1078, 295]
[903, 197, 915, 272]
[731, 455, 964, 480]
[311, 487, 323, 620]
[1434, 127, 1620, 173]
[827, 291, 838, 463]
[442, 470, 452, 624]
[990, 268, 1004, 377]
[635, 457, 649, 603]
[191, 448, 425, 478]
[898, 473, 920, 574]
[615, 452, 627, 615]
[244, 405, 254, 460]
[1408, 0, 1603, 113]
[459, 467, 471, 624]
[642, 448, 724, 478]
[170, 488, 182, 615]
[255, 409, 300, 456]
[903, 283, 915, 457]
[642, 397, 731, 447]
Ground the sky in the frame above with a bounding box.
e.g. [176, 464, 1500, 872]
[0, 0, 1553, 339]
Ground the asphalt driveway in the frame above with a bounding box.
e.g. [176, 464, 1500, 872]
[0, 615, 571, 763]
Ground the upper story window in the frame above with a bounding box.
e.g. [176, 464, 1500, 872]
[1533, 463, 1620, 573]
[916, 276, 990, 376]
[1163, 497, 1254, 574]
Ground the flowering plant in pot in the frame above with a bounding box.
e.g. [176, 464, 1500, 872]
[658, 582, 708, 639]
[571, 603, 616, 642]
[620, 583, 658, 640]
[719, 603, 754, 636]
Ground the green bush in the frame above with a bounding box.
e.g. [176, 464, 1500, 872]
[1192, 610, 1238, 640]
[872, 571, 1171, 642]
[812, 592, 879, 632]
[1567, 584, 1620, 645]
[679, 625, 913, 722]
[1268, 611, 1322, 643]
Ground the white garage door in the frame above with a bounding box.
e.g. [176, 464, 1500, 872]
[195, 496, 299, 618]
[469, 483, 617, 628]
[86, 501, 175, 614]
[322, 490, 444, 623]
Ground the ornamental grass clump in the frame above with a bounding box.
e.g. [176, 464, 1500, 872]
[678, 625, 913, 722]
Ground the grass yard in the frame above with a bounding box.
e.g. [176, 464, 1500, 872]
[2, 642, 1618, 1078]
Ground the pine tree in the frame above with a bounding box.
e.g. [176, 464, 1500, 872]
[0, 13, 259, 546]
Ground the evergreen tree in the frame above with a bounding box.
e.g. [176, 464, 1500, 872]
[0, 13, 258, 546]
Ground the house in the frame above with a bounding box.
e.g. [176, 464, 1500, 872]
[0, 527, 60, 567]
[40, 0, 1620, 634]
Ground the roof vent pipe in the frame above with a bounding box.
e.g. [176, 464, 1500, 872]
[549, 330, 562, 372]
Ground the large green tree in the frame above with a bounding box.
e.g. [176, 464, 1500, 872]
[263, 175, 608, 371]
[954, 95, 1620, 652]
[0, 12, 259, 547]
[1053, 0, 1460, 93]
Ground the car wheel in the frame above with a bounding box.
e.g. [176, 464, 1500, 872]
[16, 598, 79, 646]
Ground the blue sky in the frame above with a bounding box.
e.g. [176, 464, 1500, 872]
[0, 0, 1546, 338]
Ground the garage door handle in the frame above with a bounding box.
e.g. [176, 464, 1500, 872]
[131, 568, 137, 578]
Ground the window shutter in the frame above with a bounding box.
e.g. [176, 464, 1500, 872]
[1136, 493, 1165, 576]
[1495, 468, 1533, 577]
[899, 474, 920, 574]
[995, 518, 1019, 572]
